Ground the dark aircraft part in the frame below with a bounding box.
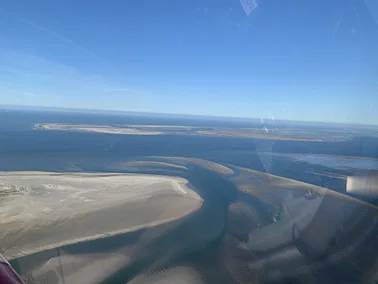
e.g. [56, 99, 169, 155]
[0, 254, 25, 284]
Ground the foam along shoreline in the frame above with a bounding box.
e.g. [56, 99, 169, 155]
[0, 172, 203, 259]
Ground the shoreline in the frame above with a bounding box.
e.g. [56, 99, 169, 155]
[1, 172, 203, 259]
[7, 202, 202, 260]
[35, 123, 328, 141]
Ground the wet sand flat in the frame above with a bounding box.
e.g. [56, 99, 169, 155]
[0, 172, 203, 259]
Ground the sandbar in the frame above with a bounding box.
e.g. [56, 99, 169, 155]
[35, 123, 163, 135]
[113, 161, 188, 171]
[148, 156, 234, 175]
[198, 129, 323, 141]
[0, 172, 203, 259]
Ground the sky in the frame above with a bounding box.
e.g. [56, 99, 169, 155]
[0, 0, 378, 124]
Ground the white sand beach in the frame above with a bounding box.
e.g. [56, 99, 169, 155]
[0, 172, 203, 259]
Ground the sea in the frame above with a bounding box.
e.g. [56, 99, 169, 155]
[1, 108, 378, 284]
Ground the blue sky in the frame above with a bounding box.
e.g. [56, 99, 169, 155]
[1, 0, 378, 124]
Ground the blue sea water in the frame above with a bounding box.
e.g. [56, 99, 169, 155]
[2, 108, 378, 284]
[0, 108, 377, 175]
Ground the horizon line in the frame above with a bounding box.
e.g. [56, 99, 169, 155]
[0, 104, 376, 127]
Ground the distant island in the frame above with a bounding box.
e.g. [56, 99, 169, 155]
[35, 123, 324, 141]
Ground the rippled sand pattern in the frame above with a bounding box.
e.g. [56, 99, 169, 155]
[5, 158, 378, 284]
[129, 266, 206, 284]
